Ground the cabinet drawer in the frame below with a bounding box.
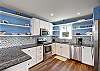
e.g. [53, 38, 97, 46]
[37, 56, 43, 63]
[37, 46, 43, 54]
[37, 46, 43, 50]
[22, 47, 36, 53]
[22, 47, 37, 57]
[27, 59, 37, 68]
[37, 51, 43, 55]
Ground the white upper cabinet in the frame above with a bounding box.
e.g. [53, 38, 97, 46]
[44, 21, 49, 30]
[31, 18, 40, 35]
[31, 18, 53, 36]
[40, 20, 45, 29]
[46, 22, 53, 35]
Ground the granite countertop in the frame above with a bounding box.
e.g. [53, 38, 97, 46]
[11, 43, 43, 49]
[13, 43, 52, 49]
[53, 42, 93, 47]
[0, 43, 45, 70]
[69, 43, 93, 47]
[53, 42, 70, 44]
[0, 47, 31, 70]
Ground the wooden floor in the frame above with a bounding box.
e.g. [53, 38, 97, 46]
[29, 56, 95, 71]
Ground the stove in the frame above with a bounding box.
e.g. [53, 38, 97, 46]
[43, 43, 52, 60]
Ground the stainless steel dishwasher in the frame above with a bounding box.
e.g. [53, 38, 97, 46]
[70, 45, 82, 61]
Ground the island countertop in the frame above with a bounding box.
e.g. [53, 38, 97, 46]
[0, 47, 31, 70]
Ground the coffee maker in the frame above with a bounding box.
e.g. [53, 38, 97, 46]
[76, 38, 82, 45]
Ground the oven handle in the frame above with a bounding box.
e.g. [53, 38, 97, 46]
[44, 45, 51, 47]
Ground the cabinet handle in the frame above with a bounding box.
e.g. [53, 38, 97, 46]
[28, 50, 30, 51]
[28, 64, 29, 65]
[91, 47, 94, 60]
[40, 47, 42, 49]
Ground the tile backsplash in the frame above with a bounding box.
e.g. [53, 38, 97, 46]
[71, 36, 93, 45]
[0, 36, 93, 48]
[54, 36, 93, 45]
[0, 36, 37, 48]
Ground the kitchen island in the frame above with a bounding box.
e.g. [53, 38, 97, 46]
[0, 47, 31, 71]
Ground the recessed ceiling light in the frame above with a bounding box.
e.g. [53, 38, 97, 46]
[77, 12, 81, 15]
[50, 13, 54, 17]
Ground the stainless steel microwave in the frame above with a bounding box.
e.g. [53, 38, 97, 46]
[40, 28, 49, 36]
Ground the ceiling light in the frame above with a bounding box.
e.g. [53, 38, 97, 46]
[50, 13, 54, 17]
[77, 12, 81, 15]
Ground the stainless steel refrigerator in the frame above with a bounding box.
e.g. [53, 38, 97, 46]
[93, 6, 100, 71]
[93, 20, 100, 71]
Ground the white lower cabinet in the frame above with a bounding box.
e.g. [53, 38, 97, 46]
[22, 47, 37, 68]
[60, 44, 70, 58]
[23, 46, 43, 68]
[36, 46, 43, 63]
[52, 43, 94, 66]
[27, 58, 36, 69]
[82, 46, 94, 66]
[55, 43, 61, 55]
[52, 43, 56, 55]
[3, 61, 28, 71]
[52, 43, 70, 58]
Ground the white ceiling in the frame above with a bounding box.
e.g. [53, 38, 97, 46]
[0, 0, 100, 22]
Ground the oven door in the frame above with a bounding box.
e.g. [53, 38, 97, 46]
[44, 45, 52, 53]
[43, 44, 52, 60]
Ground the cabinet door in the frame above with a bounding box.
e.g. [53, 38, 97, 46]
[22, 47, 37, 59]
[27, 58, 36, 68]
[36, 46, 43, 63]
[31, 18, 40, 35]
[56, 43, 61, 56]
[52, 43, 56, 55]
[22, 47, 37, 68]
[82, 47, 94, 66]
[44, 22, 49, 30]
[61, 44, 70, 58]
[48, 22, 53, 36]
[40, 20, 45, 28]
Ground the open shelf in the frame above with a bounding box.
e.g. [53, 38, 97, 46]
[0, 11, 31, 20]
[71, 19, 93, 25]
[72, 27, 93, 30]
[0, 23, 30, 28]
[0, 35, 33, 36]
[72, 19, 93, 37]
[53, 30, 60, 31]
[72, 35, 92, 37]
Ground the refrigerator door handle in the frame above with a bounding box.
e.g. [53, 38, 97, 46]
[91, 47, 94, 60]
